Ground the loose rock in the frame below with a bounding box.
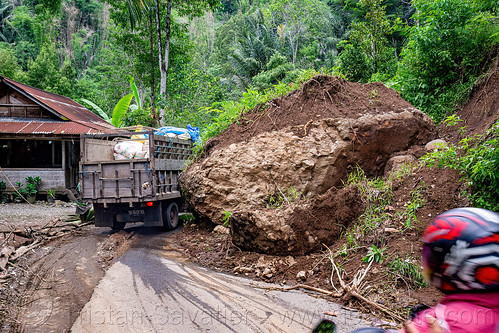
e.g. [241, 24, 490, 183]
[181, 76, 436, 254]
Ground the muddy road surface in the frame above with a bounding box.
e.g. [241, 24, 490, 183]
[70, 227, 368, 333]
[1, 203, 369, 332]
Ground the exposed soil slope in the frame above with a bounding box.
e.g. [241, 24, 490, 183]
[176, 66, 499, 326]
[183, 75, 436, 255]
[205, 76, 421, 156]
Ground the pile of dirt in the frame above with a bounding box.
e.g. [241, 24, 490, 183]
[174, 65, 498, 324]
[182, 75, 436, 254]
[204, 76, 422, 155]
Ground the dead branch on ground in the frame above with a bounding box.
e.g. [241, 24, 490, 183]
[0, 219, 93, 278]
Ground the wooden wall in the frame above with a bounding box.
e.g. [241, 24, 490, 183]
[0, 85, 54, 119]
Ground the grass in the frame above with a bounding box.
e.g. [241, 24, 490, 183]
[345, 167, 393, 245]
[389, 256, 428, 288]
[339, 164, 429, 296]
[265, 186, 302, 209]
[192, 67, 344, 157]
[397, 184, 427, 228]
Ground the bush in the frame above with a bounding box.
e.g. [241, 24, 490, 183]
[421, 116, 499, 211]
[396, 0, 499, 121]
[16, 176, 42, 198]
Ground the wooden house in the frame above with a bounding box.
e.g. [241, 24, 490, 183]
[0, 76, 115, 195]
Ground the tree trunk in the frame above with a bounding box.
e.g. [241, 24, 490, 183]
[149, 9, 158, 127]
[155, 0, 172, 126]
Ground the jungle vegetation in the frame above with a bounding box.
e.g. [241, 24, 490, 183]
[0, 0, 497, 127]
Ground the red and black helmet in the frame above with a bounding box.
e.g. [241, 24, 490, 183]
[422, 207, 499, 292]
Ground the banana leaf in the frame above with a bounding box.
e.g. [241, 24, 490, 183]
[81, 98, 111, 123]
[112, 93, 133, 127]
[129, 76, 142, 109]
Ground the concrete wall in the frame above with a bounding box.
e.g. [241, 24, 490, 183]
[0, 169, 67, 192]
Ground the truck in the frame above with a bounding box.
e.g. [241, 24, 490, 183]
[79, 129, 192, 230]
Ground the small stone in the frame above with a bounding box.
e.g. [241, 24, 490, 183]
[239, 266, 253, 273]
[297, 271, 307, 281]
[285, 256, 297, 267]
[256, 256, 269, 268]
[213, 225, 229, 234]
[425, 139, 447, 151]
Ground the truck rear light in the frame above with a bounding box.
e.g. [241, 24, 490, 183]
[146, 201, 154, 207]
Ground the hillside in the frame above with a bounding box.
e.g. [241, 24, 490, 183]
[169, 64, 499, 328]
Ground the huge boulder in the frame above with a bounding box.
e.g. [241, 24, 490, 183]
[181, 76, 436, 254]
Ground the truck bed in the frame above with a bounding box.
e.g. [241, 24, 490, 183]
[80, 131, 192, 204]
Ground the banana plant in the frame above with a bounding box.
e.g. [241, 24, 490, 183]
[111, 93, 134, 127]
[81, 76, 141, 128]
[80, 98, 111, 123]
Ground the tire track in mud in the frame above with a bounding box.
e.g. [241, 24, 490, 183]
[5, 228, 117, 333]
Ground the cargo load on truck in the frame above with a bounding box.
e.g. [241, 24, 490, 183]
[79, 127, 193, 230]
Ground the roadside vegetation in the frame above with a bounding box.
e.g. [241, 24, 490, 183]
[0, 0, 497, 131]
[341, 165, 427, 281]
[0, 0, 498, 320]
[422, 115, 499, 211]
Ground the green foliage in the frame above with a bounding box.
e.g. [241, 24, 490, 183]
[396, 0, 499, 121]
[337, 42, 371, 82]
[222, 210, 233, 227]
[347, 166, 393, 241]
[422, 116, 499, 211]
[16, 176, 42, 198]
[227, 9, 278, 89]
[0, 180, 6, 192]
[129, 76, 142, 109]
[338, 0, 398, 82]
[253, 51, 297, 90]
[362, 244, 386, 263]
[123, 107, 156, 127]
[81, 99, 111, 123]
[24, 44, 79, 98]
[266, 186, 301, 209]
[46, 188, 56, 199]
[0, 46, 21, 79]
[389, 256, 428, 287]
[112, 93, 134, 127]
[399, 184, 426, 228]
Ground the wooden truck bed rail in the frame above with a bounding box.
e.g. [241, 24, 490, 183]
[79, 130, 192, 204]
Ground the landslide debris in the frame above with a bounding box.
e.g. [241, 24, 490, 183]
[181, 75, 437, 254]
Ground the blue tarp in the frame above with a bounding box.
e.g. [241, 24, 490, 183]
[153, 125, 201, 145]
[187, 125, 201, 145]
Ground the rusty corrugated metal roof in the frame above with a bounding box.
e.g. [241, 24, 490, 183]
[0, 76, 116, 135]
[0, 117, 108, 135]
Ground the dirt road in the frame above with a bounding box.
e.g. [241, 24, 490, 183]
[70, 228, 369, 333]
[1, 203, 369, 332]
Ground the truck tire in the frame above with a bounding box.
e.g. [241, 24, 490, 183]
[163, 202, 179, 230]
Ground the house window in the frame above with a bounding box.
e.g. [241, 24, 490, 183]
[0, 139, 62, 168]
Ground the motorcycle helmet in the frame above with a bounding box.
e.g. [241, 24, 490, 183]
[422, 207, 499, 292]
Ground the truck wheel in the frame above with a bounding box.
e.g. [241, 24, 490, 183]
[164, 202, 179, 230]
[111, 222, 126, 231]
